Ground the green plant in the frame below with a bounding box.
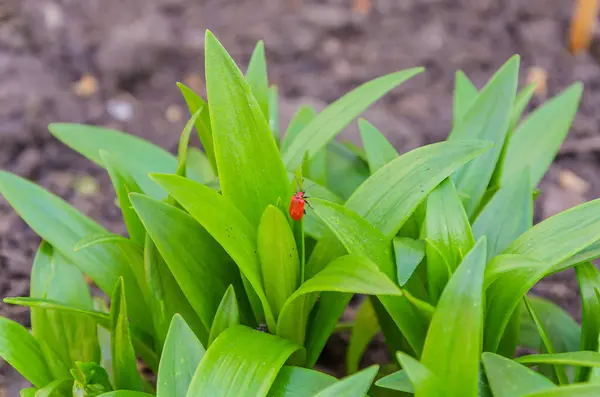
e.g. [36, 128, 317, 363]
[1, 29, 599, 397]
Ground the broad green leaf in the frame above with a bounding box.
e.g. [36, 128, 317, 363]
[246, 40, 269, 118]
[305, 140, 490, 363]
[523, 384, 600, 397]
[282, 105, 317, 154]
[375, 370, 414, 393]
[517, 351, 600, 367]
[277, 254, 402, 346]
[157, 314, 205, 397]
[510, 83, 536, 130]
[505, 197, 600, 270]
[425, 178, 475, 303]
[268, 366, 337, 397]
[35, 379, 73, 397]
[205, 31, 289, 228]
[496, 83, 583, 188]
[177, 83, 217, 175]
[130, 193, 243, 340]
[555, 241, 600, 273]
[484, 254, 551, 353]
[30, 242, 99, 378]
[524, 297, 569, 384]
[347, 298, 380, 374]
[482, 352, 556, 397]
[450, 56, 519, 216]
[187, 148, 217, 184]
[74, 232, 136, 252]
[453, 70, 478, 127]
[358, 119, 398, 174]
[208, 286, 240, 346]
[575, 262, 600, 381]
[0, 172, 150, 330]
[144, 232, 206, 347]
[393, 237, 425, 286]
[100, 151, 145, 245]
[282, 68, 424, 170]
[71, 361, 113, 397]
[186, 325, 301, 397]
[0, 317, 52, 387]
[258, 205, 300, 318]
[110, 278, 143, 391]
[149, 174, 274, 329]
[175, 110, 202, 177]
[520, 296, 580, 353]
[473, 172, 532, 260]
[397, 352, 444, 396]
[21, 389, 36, 397]
[312, 365, 379, 397]
[325, 141, 370, 200]
[97, 393, 154, 397]
[306, 147, 327, 187]
[48, 123, 198, 198]
[421, 238, 487, 397]
[269, 86, 279, 143]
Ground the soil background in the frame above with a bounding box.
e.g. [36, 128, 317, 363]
[1, 0, 600, 394]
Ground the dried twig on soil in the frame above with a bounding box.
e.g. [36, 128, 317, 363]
[569, 0, 599, 55]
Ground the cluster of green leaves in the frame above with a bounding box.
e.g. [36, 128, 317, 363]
[0, 30, 599, 397]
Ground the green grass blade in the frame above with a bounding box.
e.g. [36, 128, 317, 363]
[157, 314, 205, 397]
[208, 286, 240, 346]
[523, 384, 600, 397]
[473, 172, 532, 260]
[175, 110, 202, 177]
[186, 325, 301, 397]
[130, 193, 245, 340]
[281, 105, 317, 153]
[267, 366, 337, 397]
[496, 83, 583, 189]
[282, 68, 424, 170]
[246, 40, 269, 119]
[0, 317, 52, 388]
[575, 262, 600, 381]
[0, 171, 150, 330]
[110, 278, 143, 391]
[347, 298, 380, 375]
[453, 70, 478, 127]
[205, 31, 289, 228]
[482, 352, 556, 397]
[312, 365, 378, 397]
[177, 83, 217, 175]
[421, 238, 487, 397]
[269, 85, 279, 144]
[449, 56, 519, 216]
[510, 83, 536, 130]
[517, 351, 600, 367]
[358, 119, 398, 174]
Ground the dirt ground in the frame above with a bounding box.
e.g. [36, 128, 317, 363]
[1, 0, 600, 391]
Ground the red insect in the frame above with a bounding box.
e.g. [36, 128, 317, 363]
[289, 179, 313, 221]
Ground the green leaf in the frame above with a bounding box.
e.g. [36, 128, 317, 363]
[425, 178, 475, 303]
[177, 83, 217, 175]
[453, 71, 478, 127]
[282, 68, 424, 170]
[0, 317, 52, 388]
[175, 110, 202, 177]
[246, 40, 269, 118]
[375, 370, 414, 393]
[358, 119, 398, 174]
[523, 384, 600, 397]
[267, 366, 337, 397]
[347, 298, 380, 374]
[277, 254, 402, 346]
[555, 241, 600, 273]
[269, 86, 279, 144]
[325, 141, 370, 200]
[258, 205, 300, 318]
[575, 262, 600, 381]
[100, 151, 145, 245]
[505, 197, 600, 270]
[186, 325, 301, 397]
[450, 56, 519, 216]
[149, 174, 275, 330]
[208, 286, 240, 346]
[473, 172, 532, 261]
[71, 361, 113, 397]
[35, 379, 74, 397]
[157, 314, 206, 397]
[517, 351, 600, 367]
[110, 278, 143, 391]
[482, 352, 556, 397]
[187, 148, 217, 184]
[389, 352, 442, 396]
[30, 242, 99, 377]
[131, 193, 244, 341]
[421, 238, 487, 397]
[523, 297, 569, 385]
[496, 83, 583, 188]
[0, 171, 150, 330]
[312, 365, 379, 397]
[48, 123, 194, 198]
[281, 105, 317, 153]
[510, 83, 536, 130]
[205, 30, 289, 228]
[21, 389, 36, 397]
[393, 237, 425, 287]
[143, 232, 206, 347]
[97, 392, 154, 397]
